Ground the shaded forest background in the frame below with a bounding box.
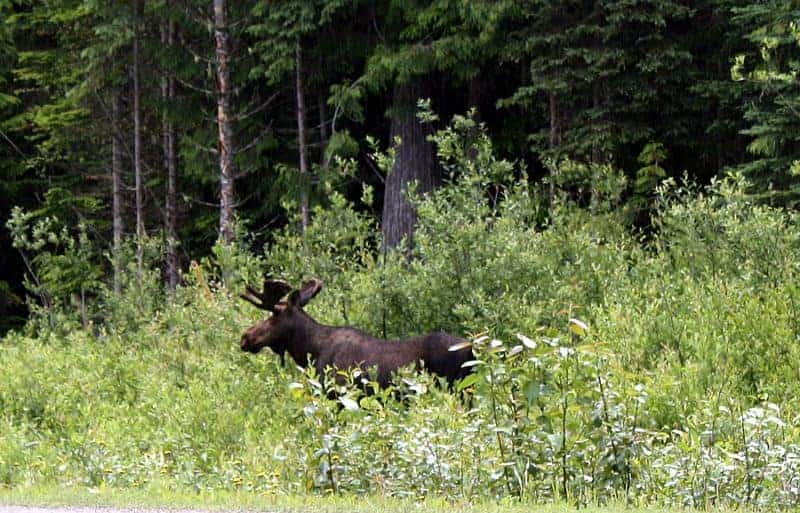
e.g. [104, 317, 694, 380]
[1, 0, 799, 333]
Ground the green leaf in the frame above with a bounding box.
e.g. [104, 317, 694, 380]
[456, 372, 479, 392]
[339, 396, 359, 411]
[569, 318, 589, 337]
[524, 380, 541, 405]
[516, 333, 537, 350]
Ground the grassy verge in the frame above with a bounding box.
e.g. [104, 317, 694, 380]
[0, 485, 708, 513]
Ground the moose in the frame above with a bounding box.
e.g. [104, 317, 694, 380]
[239, 278, 474, 389]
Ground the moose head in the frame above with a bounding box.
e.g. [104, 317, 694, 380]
[239, 278, 322, 366]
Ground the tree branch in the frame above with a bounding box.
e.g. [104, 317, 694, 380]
[231, 89, 284, 122]
[234, 122, 274, 154]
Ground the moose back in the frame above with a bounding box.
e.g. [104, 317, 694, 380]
[239, 278, 473, 388]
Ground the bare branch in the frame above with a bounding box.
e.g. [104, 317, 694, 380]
[361, 153, 386, 183]
[231, 89, 283, 122]
[175, 75, 214, 97]
[0, 129, 27, 158]
[185, 138, 219, 155]
[182, 195, 220, 208]
[235, 122, 274, 154]
[231, 191, 257, 208]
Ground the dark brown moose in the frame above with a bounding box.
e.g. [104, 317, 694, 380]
[239, 278, 473, 389]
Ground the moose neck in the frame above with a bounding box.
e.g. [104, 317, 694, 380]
[285, 309, 327, 368]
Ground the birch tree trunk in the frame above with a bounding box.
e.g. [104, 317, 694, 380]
[214, 0, 236, 244]
[382, 78, 437, 251]
[111, 92, 124, 294]
[295, 39, 310, 232]
[133, 0, 146, 271]
[162, 16, 179, 291]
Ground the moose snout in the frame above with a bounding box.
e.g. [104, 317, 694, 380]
[240, 333, 257, 353]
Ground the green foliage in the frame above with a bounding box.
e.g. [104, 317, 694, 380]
[501, 0, 692, 164]
[732, 0, 800, 205]
[4, 45, 800, 506]
[6, 204, 104, 332]
[3, 0, 798, 331]
[598, 173, 800, 404]
[249, 0, 351, 84]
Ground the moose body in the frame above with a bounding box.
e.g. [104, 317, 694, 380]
[240, 278, 473, 388]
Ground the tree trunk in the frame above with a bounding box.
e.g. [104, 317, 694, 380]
[591, 82, 603, 165]
[295, 39, 310, 232]
[548, 91, 561, 206]
[590, 82, 602, 214]
[318, 92, 328, 167]
[548, 91, 562, 150]
[382, 78, 437, 251]
[466, 75, 483, 162]
[468, 75, 483, 122]
[111, 92, 124, 294]
[133, 0, 146, 271]
[162, 16, 179, 291]
[214, 0, 236, 244]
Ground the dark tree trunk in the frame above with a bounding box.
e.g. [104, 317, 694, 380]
[162, 16, 179, 291]
[548, 91, 562, 206]
[591, 82, 602, 214]
[468, 75, 483, 122]
[591, 82, 603, 164]
[318, 92, 328, 167]
[214, 0, 236, 244]
[111, 91, 124, 294]
[466, 75, 483, 162]
[295, 39, 310, 232]
[133, 0, 146, 271]
[548, 92, 562, 149]
[382, 78, 437, 250]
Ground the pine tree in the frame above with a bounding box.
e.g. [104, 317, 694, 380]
[502, 0, 691, 168]
[249, 0, 353, 232]
[0, 0, 26, 331]
[732, 0, 800, 205]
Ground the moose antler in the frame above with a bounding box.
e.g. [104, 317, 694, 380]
[240, 278, 293, 312]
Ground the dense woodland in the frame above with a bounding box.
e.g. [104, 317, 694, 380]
[1, 0, 799, 331]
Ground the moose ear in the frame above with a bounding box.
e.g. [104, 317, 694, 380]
[289, 279, 323, 308]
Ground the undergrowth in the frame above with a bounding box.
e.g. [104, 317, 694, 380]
[2, 114, 800, 508]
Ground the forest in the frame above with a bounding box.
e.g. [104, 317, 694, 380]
[2, 0, 800, 509]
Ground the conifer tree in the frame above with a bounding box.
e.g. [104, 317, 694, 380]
[0, 0, 25, 330]
[503, 0, 691, 167]
[249, 0, 353, 232]
[732, 0, 800, 205]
